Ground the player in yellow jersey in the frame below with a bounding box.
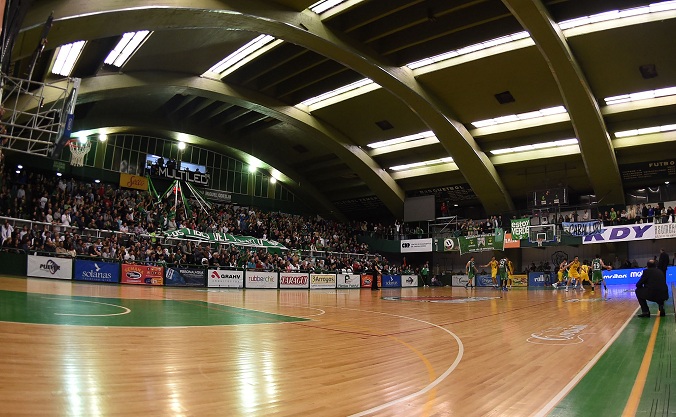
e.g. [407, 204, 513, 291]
[481, 256, 499, 288]
[565, 256, 582, 292]
[507, 259, 515, 289]
[578, 262, 593, 291]
[552, 259, 568, 289]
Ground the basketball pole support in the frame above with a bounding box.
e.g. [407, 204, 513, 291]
[0, 73, 80, 157]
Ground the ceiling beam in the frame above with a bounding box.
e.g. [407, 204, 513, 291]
[502, 0, 625, 205]
[18, 0, 514, 214]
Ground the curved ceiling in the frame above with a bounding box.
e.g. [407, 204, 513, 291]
[9, 0, 676, 220]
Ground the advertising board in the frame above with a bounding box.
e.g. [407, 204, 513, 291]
[121, 264, 163, 285]
[246, 271, 278, 289]
[165, 267, 205, 287]
[310, 274, 336, 289]
[401, 275, 418, 287]
[336, 274, 361, 289]
[207, 269, 244, 288]
[381, 275, 402, 288]
[279, 272, 310, 289]
[27, 255, 72, 280]
[73, 260, 119, 283]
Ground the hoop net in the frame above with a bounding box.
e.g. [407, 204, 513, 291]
[537, 238, 544, 247]
[67, 139, 91, 167]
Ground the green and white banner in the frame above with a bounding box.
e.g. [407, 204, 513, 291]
[164, 228, 288, 249]
[510, 218, 531, 240]
[459, 228, 504, 255]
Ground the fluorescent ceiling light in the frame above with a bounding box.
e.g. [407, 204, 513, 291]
[390, 157, 453, 171]
[52, 41, 86, 77]
[559, 1, 676, 30]
[614, 124, 676, 138]
[604, 86, 676, 105]
[472, 106, 567, 128]
[490, 138, 578, 155]
[407, 32, 530, 70]
[205, 35, 282, 78]
[310, 0, 348, 14]
[300, 78, 375, 107]
[368, 131, 436, 149]
[104, 30, 151, 68]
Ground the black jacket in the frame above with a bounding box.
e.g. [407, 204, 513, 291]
[658, 252, 669, 272]
[636, 267, 669, 302]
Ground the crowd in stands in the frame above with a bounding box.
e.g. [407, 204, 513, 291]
[0, 169, 414, 273]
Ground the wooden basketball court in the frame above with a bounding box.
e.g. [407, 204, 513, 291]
[0, 276, 672, 416]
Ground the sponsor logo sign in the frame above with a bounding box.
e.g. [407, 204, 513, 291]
[246, 271, 278, 289]
[582, 224, 655, 244]
[121, 264, 164, 285]
[527, 325, 588, 345]
[165, 267, 205, 287]
[207, 269, 244, 288]
[157, 166, 209, 185]
[510, 218, 531, 240]
[528, 272, 553, 287]
[443, 238, 459, 252]
[401, 274, 418, 287]
[475, 274, 495, 287]
[451, 275, 469, 287]
[360, 274, 380, 288]
[602, 268, 644, 285]
[381, 275, 402, 288]
[279, 272, 310, 289]
[310, 274, 336, 289]
[400, 238, 433, 253]
[202, 189, 232, 203]
[27, 255, 73, 280]
[655, 223, 676, 239]
[74, 260, 119, 283]
[562, 221, 605, 237]
[119, 173, 148, 191]
[511, 274, 528, 287]
[504, 233, 521, 248]
[337, 274, 361, 289]
[459, 228, 504, 254]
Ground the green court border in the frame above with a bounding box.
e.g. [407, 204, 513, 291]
[548, 295, 675, 416]
[0, 289, 308, 327]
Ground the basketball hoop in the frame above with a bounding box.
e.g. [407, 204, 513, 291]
[67, 139, 91, 167]
[537, 238, 544, 247]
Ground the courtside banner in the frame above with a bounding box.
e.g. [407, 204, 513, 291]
[336, 273, 361, 289]
[510, 274, 528, 287]
[655, 223, 676, 239]
[361, 274, 380, 288]
[400, 238, 433, 253]
[279, 272, 309, 289]
[381, 275, 402, 288]
[582, 224, 655, 244]
[310, 274, 336, 289]
[528, 272, 553, 287]
[441, 238, 459, 252]
[121, 264, 163, 285]
[602, 268, 644, 285]
[452, 275, 469, 287]
[207, 269, 243, 288]
[475, 274, 495, 287]
[246, 271, 278, 289]
[510, 218, 530, 240]
[165, 267, 205, 287]
[401, 274, 418, 287]
[504, 233, 521, 248]
[27, 255, 72, 280]
[74, 259, 119, 283]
